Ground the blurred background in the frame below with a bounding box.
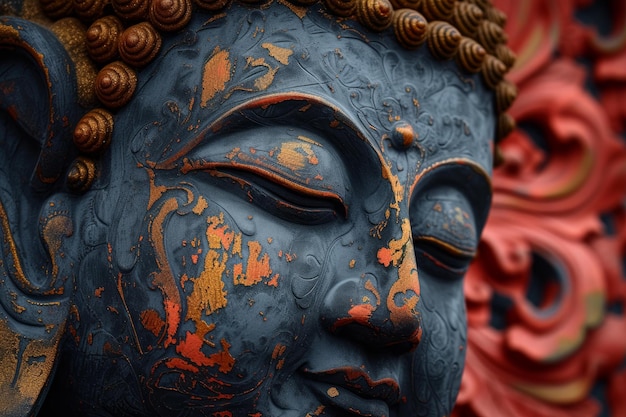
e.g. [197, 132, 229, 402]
[452, 1, 626, 416]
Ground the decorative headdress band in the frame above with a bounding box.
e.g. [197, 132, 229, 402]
[30, 0, 517, 192]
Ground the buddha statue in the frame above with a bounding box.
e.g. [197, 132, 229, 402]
[0, 0, 515, 415]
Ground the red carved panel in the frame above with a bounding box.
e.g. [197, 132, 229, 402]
[453, 1, 626, 416]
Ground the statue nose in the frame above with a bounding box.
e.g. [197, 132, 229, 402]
[321, 227, 422, 353]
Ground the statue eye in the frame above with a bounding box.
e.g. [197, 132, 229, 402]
[214, 167, 348, 224]
[413, 234, 477, 276]
[179, 132, 349, 224]
[411, 192, 478, 277]
[409, 164, 491, 278]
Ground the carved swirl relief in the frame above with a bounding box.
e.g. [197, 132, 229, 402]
[453, 1, 626, 416]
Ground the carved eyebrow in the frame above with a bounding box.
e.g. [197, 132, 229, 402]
[410, 158, 492, 196]
[149, 92, 380, 172]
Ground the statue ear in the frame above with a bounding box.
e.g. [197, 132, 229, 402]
[0, 16, 82, 416]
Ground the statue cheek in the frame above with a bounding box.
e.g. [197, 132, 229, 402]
[287, 233, 334, 310]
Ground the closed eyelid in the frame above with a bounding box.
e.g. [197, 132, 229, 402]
[150, 91, 387, 198]
[150, 92, 370, 162]
[409, 162, 493, 266]
[410, 159, 492, 231]
[180, 127, 349, 202]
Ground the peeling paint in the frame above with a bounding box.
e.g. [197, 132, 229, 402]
[201, 47, 232, 107]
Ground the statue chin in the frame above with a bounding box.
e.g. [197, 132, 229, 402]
[1, 1, 504, 416]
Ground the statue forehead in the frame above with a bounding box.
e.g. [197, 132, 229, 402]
[118, 2, 494, 175]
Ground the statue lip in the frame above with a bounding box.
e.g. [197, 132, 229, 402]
[301, 366, 401, 410]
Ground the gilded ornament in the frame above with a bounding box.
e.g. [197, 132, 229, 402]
[119, 22, 162, 68]
[73, 0, 108, 21]
[393, 9, 428, 49]
[457, 37, 485, 73]
[451, 2, 483, 36]
[111, 0, 150, 20]
[86, 15, 123, 63]
[324, 0, 356, 17]
[66, 156, 97, 193]
[73, 108, 114, 154]
[426, 20, 461, 60]
[420, 0, 454, 21]
[356, 0, 394, 32]
[149, 0, 193, 32]
[94, 61, 138, 108]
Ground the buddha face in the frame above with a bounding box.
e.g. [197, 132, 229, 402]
[47, 3, 494, 416]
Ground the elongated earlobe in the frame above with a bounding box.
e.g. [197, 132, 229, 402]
[0, 16, 82, 416]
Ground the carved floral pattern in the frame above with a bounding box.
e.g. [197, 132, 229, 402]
[453, 1, 626, 416]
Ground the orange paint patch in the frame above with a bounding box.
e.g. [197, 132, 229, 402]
[378, 219, 421, 327]
[348, 304, 375, 325]
[193, 196, 209, 214]
[164, 299, 181, 347]
[233, 263, 244, 283]
[201, 47, 232, 107]
[107, 242, 113, 264]
[94, 287, 104, 297]
[232, 233, 243, 258]
[165, 357, 199, 373]
[377, 247, 394, 267]
[236, 241, 272, 286]
[276, 141, 319, 171]
[246, 56, 277, 91]
[177, 331, 210, 366]
[187, 249, 228, 314]
[207, 214, 235, 250]
[327, 387, 340, 397]
[365, 279, 381, 306]
[267, 273, 280, 287]
[272, 343, 287, 359]
[186, 213, 239, 326]
[180, 273, 190, 289]
[195, 320, 216, 343]
[148, 197, 184, 349]
[262, 42, 293, 65]
[206, 338, 236, 373]
[140, 309, 165, 337]
[277, 142, 306, 170]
